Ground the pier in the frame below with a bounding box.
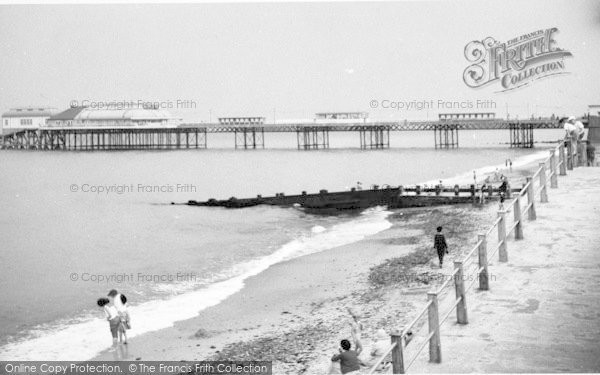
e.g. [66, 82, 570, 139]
[0, 118, 561, 151]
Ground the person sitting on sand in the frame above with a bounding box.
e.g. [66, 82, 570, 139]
[434, 226, 448, 268]
[347, 307, 364, 355]
[97, 297, 121, 346]
[331, 339, 365, 374]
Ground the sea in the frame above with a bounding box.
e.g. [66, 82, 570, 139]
[0, 129, 562, 360]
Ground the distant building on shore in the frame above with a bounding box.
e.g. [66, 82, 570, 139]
[314, 112, 368, 123]
[46, 106, 180, 128]
[1, 107, 58, 134]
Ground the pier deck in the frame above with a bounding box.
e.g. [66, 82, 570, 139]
[0, 119, 562, 150]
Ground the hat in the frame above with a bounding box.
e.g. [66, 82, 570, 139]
[567, 116, 576, 122]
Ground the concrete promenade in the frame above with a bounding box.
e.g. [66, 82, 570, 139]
[410, 166, 600, 373]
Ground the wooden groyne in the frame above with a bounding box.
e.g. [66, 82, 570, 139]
[185, 184, 517, 214]
[369, 138, 587, 374]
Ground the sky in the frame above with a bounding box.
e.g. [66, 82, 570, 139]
[0, 0, 599, 122]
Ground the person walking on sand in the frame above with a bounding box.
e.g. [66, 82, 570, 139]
[434, 226, 448, 268]
[331, 339, 365, 374]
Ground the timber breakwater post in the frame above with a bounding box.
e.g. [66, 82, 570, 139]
[368, 138, 590, 374]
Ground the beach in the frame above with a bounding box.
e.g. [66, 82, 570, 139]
[89, 155, 545, 373]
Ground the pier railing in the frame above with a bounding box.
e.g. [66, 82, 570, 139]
[368, 138, 586, 374]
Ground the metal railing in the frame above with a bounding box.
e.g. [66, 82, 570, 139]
[368, 138, 587, 374]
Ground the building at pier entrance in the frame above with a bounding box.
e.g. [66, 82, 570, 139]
[46, 106, 180, 128]
[1, 107, 58, 134]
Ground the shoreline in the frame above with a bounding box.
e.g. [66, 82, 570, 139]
[89, 149, 552, 372]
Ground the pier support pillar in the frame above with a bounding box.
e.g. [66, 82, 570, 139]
[434, 124, 459, 149]
[235, 127, 264, 149]
[497, 210, 508, 262]
[359, 126, 390, 149]
[509, 122, 534, 148]
[477, 234, 489, 291]
[453, 261, 468, 324]
[427, 292, 442, 363]
[297, 127, 330, 150]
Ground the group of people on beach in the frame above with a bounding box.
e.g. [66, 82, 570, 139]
[97, 289, 131, 346]
[329, 308, 413, 374]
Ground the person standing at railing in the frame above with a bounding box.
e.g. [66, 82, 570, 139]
[434, 226, 448, 268]
[562, 117, 579, 154]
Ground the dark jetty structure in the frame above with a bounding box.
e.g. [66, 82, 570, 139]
[186, 184, 516, 214]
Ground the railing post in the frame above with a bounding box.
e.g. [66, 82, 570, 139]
[549, 149, 558, 188]
[567, 140, 574, 170]
[526, 176, 537, 220]
[391, 332, 405, 374]
[477, 234, 489, 290]
[427, 292, 442, 363]
[581, 142, 588, 167]
[513, 195, 524, 240]
[577, 141, 585, 167]
[497, 210, 508, 262]
[453, 261, 468, 324]
[539, 162, 548, 203]
[559, 142, 567, 176]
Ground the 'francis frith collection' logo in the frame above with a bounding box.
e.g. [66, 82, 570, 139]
[463, 28, 572, 92]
